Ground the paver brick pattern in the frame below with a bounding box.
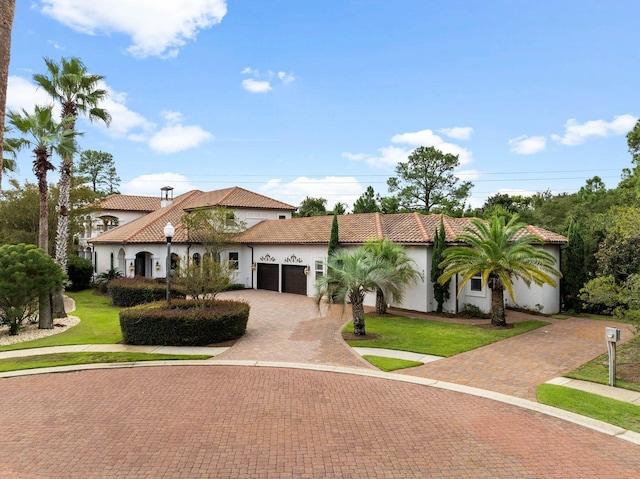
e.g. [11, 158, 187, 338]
[2, 366, 640, 479]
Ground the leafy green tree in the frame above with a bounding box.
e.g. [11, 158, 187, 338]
[353, 186, 380, 214]
[175, 254, 233, 303]
[34, 57, 111, 317]
[295, 196, 327, 217]
[580, 274, 640, 330]
[0, 243, 65, 335]
[562, 219, 588, 312]
[316, 247, 411, 335]
[387, 146, 473, 215]
[595, 206, 640, 282]
[431, 218, 450, 313]
[379, 195, 400, 214]
[331, 202, 346, 215]
[76, 150, 120, 195]
[363, 239, 422, 315]
[439, 215, 561, 327]
[183, 207, 246, 260]
[328, 214, 339, 256]
[627, 118, 640, 166]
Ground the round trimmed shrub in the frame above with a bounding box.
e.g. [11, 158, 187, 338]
[119, 299, 250, 346]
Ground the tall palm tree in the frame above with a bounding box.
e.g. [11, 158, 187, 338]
[438, 215, 561, 327]
[33, 57, 110, 316]
[0, 0, 17, 190]
[363, 239, 422, 314]
[6, 104, 76, 328]
[316, 247, 414, 335]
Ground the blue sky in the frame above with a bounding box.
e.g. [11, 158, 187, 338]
[5, 0, 639, 210]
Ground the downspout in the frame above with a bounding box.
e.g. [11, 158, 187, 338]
[247, 245, 254, 289]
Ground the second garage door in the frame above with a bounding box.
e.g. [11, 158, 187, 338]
[282, 265, 307, 295]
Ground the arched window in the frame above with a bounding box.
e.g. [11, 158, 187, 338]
[193, 252, 201, 266]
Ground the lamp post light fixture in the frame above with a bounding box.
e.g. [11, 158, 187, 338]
[164, 222, 175, 303]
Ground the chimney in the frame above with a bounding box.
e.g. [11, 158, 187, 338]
[160, 186, 174, 208]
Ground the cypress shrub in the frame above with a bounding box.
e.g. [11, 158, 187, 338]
[66, 256, 94, 291]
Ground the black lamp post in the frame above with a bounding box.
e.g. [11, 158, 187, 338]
[164, 222, 175, 303]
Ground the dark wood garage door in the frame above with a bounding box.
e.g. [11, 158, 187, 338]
[282, 265, 307, 295]
[257, 263, 279, 291]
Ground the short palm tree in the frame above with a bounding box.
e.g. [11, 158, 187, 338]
[317, 247, 412, 335]
[6, 105, 76, 329]
[363, 239, 423, 314]
[438, 215, 561, 327]
[34, 57, 110, 317]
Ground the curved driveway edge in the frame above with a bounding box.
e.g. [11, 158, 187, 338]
[2, 359, 639, 446]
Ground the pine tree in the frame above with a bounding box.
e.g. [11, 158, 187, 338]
[431, 218, 450, 313]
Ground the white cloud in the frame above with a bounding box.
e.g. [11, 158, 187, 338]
[100, 85, 156, 139]
[241, 67, 258, 76]
[343, 145, 411, 168]
[242, 78, 272, 93]
[121, 172, 196, 196]
[551, 114, 638, 146]
[40, 0, 227, 58]
[148, 124, 213, 154]
[6, 75, 58, 113]
[390, 129, 473, 165]
[277, 71, 295, 84]
[260, 176, 363, 210]
[439, 126, 473, 140]
[508, 135, 547, 155]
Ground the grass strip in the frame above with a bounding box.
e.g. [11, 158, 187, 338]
[0, 352, 212, 373]
[345, 316, 548, 357]
[537, 384, 640, 433]
[0, 290, 122, 351]
[362, 355, 423, 372]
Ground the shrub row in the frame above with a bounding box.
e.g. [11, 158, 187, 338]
[66, 256, 94, 291]
[119, 299, 250, 346]
[108, 277, 185, 307]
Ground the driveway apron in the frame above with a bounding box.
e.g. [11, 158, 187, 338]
[401, 314, 635, 400]
[214, 289, 369, 368]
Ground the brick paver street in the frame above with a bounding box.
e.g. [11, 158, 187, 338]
[1, 290, 638, 477]
[2, 366, 640, 479]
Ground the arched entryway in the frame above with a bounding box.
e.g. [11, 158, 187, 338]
[135, 252, 152, 277]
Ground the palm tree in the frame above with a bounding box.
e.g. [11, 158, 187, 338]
[6, 104, 76, 328]
[438, 215, 561, 327]
[316, 247, 414, 335]
[363, 239, 422, 314]
[33, 57, 111, 316]
[0, 0, 17, 190]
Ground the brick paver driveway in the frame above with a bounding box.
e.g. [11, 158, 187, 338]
[2, 366, 640, 478]
[1, 290, 639, 477]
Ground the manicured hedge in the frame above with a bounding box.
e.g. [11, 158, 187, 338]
[108, 277, 185, 307]
[119, 299, 250, 346]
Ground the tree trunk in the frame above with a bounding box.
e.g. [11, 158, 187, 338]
[375, 288, 387, 314]
[0, 0, 16, 190]
[52, 155, 72, 318]
[490, 286, 507, 327]
[351, 295, 366, 336]
[37, 171, 49, 252]
[38, 291, 53, 329]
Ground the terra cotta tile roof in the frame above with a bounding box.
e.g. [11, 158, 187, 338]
[183, 187, 296, 211]
[89, 194, 161, 212]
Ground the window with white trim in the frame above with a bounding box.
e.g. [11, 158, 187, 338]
[470, 274, 482, 292]
[314, 259, 325, 281]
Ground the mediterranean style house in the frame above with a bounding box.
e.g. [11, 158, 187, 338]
[84, 186, 567, 314]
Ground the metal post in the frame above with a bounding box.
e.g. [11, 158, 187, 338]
[166, 238, 171, 303]
[605, 327, 621, 387]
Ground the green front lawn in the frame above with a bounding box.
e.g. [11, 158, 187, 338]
[344, 315, 548, 357]
[537, 384, 640, 433]
[0, 290, 122, 351]
[0, 352, 212, 373]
